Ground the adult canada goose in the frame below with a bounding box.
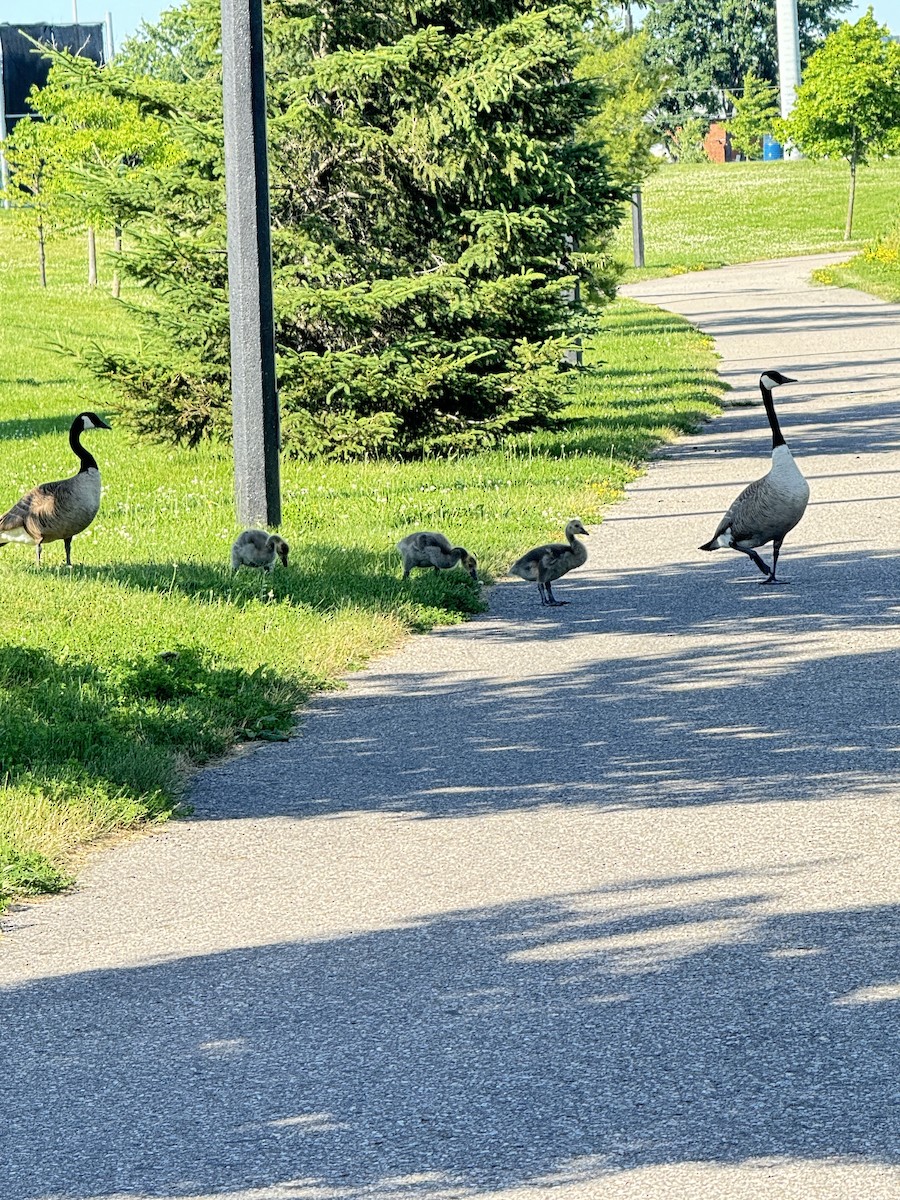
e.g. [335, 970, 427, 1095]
[510, 519, 589, 606]
[700, 369, 809, 584]
[0, 411, 111, 566]
[397, 531, 478, 580]
[231, 529, 290, 572]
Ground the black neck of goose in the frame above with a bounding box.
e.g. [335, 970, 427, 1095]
[760, 382, 786, 449]
[70, 420, 98, 473]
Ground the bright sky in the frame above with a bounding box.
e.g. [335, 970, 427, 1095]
[18, 0, 900, 52]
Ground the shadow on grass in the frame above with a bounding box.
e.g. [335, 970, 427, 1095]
[72, 545, 485, 623]
[3, 874, 898, 1196]
[0, 414, 83, 442]
[0, 642, 307, 901]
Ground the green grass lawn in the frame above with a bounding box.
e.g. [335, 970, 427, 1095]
[0, 218, 722, 908]
[812, 242, 900, 302]
[612, 158, 900, 278]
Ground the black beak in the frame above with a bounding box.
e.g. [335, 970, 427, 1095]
[97, 417, 112, 429]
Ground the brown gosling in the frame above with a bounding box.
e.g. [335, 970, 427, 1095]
[510, 519, 589, 606]
[231, 529, 290, 573]
[397, 531, 478, 581]
[0, 411, 111, 567]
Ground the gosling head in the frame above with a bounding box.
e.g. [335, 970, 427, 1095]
[76, 411, 112, 431]
[459, 550, 478, 581]
[269, 534, 290, 567]
[759, 370, 796, 391]
[566, 519, 589, 538]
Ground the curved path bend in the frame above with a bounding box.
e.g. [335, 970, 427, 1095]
[3, 255, 900, 1199]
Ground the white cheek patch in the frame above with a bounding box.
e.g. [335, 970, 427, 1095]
[760, 373, 779, 390]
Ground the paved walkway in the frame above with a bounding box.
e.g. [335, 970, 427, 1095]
[3, 255, 900, 1199]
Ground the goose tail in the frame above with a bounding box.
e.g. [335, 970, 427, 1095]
[698, 538, 718, 552]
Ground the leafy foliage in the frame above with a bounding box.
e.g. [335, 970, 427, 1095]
[1, 51, 175, 285]
[46, 0, 628, 458]
[783, 11, 900, 238]
[725, 69, 779, 159]
[576, 22, 662, 190]
[643, 0, 850, 137]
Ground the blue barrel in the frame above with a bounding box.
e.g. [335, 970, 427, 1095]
[762, 135, 783, 161]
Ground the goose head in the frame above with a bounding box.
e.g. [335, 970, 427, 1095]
[759, 371, 796, 391]
[77, 412, 112, 431]
[565, 519, 589, 540]
[269, 534, 290, 567]
[459, 550, 478, 580]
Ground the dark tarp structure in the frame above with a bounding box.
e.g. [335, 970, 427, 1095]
[0, 23, 105, 130]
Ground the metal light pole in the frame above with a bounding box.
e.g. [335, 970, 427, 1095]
[221, 0, 281, 527]
[631, 188, 645, 268]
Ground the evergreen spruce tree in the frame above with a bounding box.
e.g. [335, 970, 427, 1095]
[57, 0, 627, 457]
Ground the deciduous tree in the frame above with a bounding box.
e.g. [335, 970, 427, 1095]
[726, 69, 779, 159]
[784, 10, 900, 239]
[643, 0, 850, 138]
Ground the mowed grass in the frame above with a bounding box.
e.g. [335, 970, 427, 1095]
[0, 218, 722, 907]
[813, 246, 900, 302]
[612, 158, 900, 278]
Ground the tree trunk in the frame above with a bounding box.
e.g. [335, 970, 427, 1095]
[112, 225, 122, 298]
[844, 143, 858, 241]
[87, 225, 98, 286]
[38, 218, 47, 288]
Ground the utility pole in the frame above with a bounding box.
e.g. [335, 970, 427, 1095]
[220, 0, 281, 527]
[775, 0, 802, 119]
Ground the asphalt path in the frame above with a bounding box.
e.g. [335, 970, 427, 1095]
[2, 254, 900, 1199]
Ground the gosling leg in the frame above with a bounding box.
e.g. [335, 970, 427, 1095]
[543, 580, 569, 607]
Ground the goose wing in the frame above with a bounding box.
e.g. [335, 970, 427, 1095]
[0, 482, 61, 539]
[728, 473, 810, 544]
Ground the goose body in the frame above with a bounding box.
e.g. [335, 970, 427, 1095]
[398, 531, 477, 580]
[231, 529, 290, 572]
[0, 412, 110, 566]
[700, 370, 809, 583]
[510, 519, 589, 606]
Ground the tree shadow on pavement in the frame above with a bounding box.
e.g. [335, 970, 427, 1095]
[2, 874, 898, 1198]
[184, 546, 900, 823]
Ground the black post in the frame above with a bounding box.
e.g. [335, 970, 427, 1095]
[631, 187, 645, 268]
[221, 0, 281, 527]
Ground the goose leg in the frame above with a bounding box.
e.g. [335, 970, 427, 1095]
[735, 546, 772, 579]
[35, 541, 42, 567]
[64, 538, 73, 567]
[759, 538, 788, 585]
